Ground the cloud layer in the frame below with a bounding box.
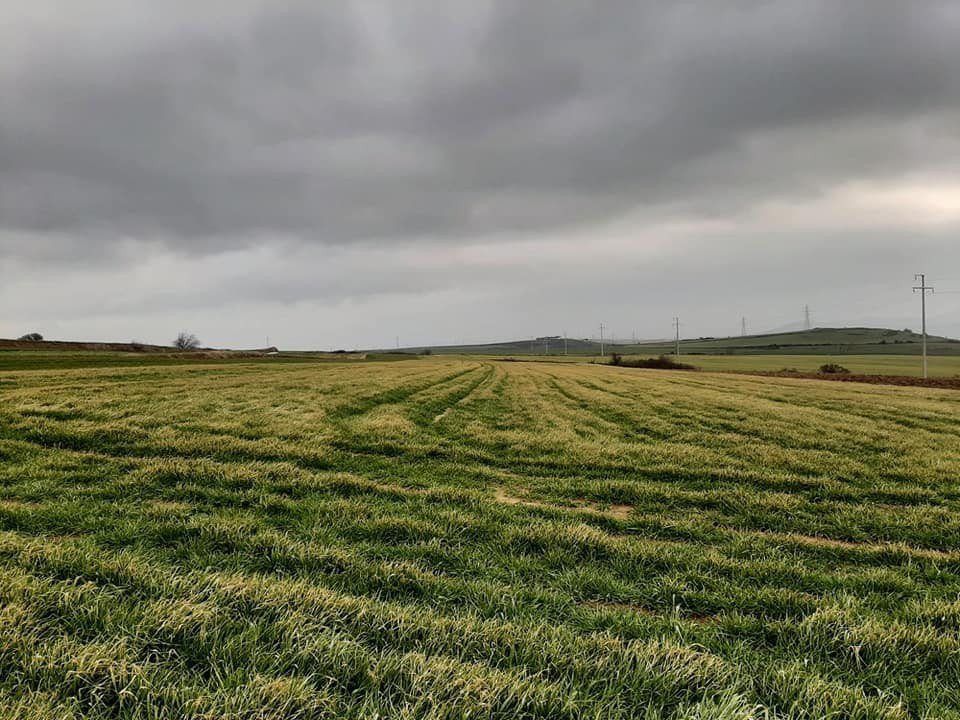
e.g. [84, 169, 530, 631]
[2, 1, 959, 346]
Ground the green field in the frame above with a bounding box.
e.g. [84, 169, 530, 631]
[2, 357, 960, 718]
[657, 354, 960, 377]
[628, 327, 959, 356]
[0, 351, 414, 372]
[472, 353, 960, 377]
[411, 327, 960, 358]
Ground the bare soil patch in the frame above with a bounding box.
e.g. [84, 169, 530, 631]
[147, 500, 193, 513]
[494, 487, 632, 520]
[0, 499, 38, 510]
[743, 370, 960, 389]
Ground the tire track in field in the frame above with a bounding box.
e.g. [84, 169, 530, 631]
[327, 364, 490, 434]
[561, 368, 946, 476]
[10, 418, 956, 551]
[541, 375, 672, 442]
[527, 366, 781, 464]
[324, 365, 483, 422]
[439, 362, 509, 418]
[558, 371, 797, 447]
[402, 363, 498, 429]
[321, 364, 498, 460]
[659, 371, 960, 439]
[499, 365, 960, 519]
[0, 363, 477, 466]
[5, 359, 952, 527]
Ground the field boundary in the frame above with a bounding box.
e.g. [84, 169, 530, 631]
[732, 369, 960, 389]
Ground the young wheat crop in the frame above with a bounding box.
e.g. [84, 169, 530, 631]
[1, 357, 959, 718]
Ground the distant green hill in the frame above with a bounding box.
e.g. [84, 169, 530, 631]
[401, 327, 960, 356]
[399, 337, 599, 356]
[628, 327, 959, 356]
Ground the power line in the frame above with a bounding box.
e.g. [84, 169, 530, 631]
[913, 273, 934, 379]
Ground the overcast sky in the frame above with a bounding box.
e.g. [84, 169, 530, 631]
[2, 1, 959, 349]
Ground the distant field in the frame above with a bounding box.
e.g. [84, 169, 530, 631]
[472, 352, 960, 378]
[2, 358, 960, 717]
[660, 354, 960, 377]
[413, 327, 960, 358]
[0, 350, 414, 371]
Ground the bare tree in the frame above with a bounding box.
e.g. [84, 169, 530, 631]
[173, 332, 200, 350]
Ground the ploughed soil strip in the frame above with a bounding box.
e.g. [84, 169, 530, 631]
[494, 487, 633, 520]
[737, 370, 960, 390]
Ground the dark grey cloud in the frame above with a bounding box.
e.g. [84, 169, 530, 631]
[2, 1, 958, 252]
[2, 1, 960, 348]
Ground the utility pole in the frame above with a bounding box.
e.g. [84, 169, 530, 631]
[395, 336, 400, 349]
[673, 317, 680, 356]
[563, 331, 568, 356]
[599, 323, 605, 357]
[544, 337, 549, 355]
[804, 305, 811, 331]
[913, 274, 935, 379]
[741, 317, 746, 337]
